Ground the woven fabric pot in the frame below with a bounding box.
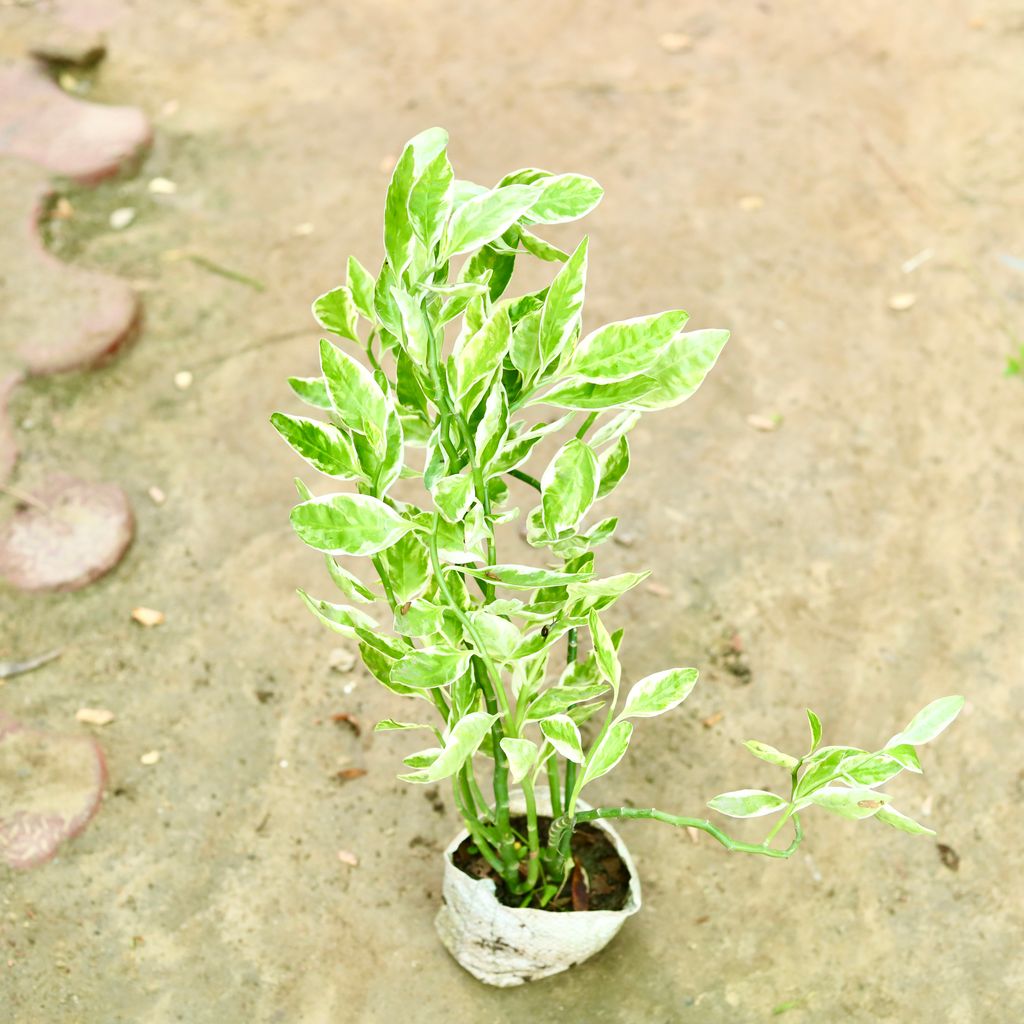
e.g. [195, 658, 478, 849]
[435, 790, 642, 987]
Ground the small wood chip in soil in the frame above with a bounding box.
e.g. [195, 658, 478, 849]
[937, 842, 960, 871]
[337, 849, 359, 867]
[571, 857, 589, 911]
[334, 767, 367, 782]
[330, 712, 361, 735]
[702, 711, 724, 728]
[75, 708, 114, 726]
[746, 413, 779, 431]
[131, 607, 164, 626]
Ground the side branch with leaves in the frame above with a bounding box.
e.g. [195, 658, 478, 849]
[274, 128, 963, 907]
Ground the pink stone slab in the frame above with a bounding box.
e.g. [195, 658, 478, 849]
[0, 62, 151, 184]
[0, 711, 107, 870]
[0, 158, 141, 375]
[0, 372, 21, 488]
[0, 474, 134, 592]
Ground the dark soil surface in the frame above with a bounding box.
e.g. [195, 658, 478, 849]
[453, 815, 632, 912]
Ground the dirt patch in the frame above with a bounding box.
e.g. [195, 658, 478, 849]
[453, 815, 631, 912]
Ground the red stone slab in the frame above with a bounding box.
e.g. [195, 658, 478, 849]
[0, 711, 107, 870]
[0, 158, 140, 375]
[0, 474, 134, 592]
[0, 62, 150, 184]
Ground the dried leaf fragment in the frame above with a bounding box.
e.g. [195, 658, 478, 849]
[702, 711, 724, 729]
[76, 708, 115, 726]
[131, 607, 165, 627]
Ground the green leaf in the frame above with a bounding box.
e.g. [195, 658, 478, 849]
[510, 309, 542, 384]
[744, 740, 799, 770]
[399, 711, 497, 783]
[375, 719, 433, 732]
[886, 695, 965, 748]
[319, 338, 387, 450]
[347, 256, 376, 321]
[473, 382, 509, 470]
[579, 720, 632, 788]
[885, 743, 922, 774]
[540, 714, 585, 764]
[875, 805, 935, 836]
[394, 598, 446, 638]
[270, 412, 362, 479]
[596, 436, 629, 499]
[313, 286, 359, 342]
[525, 173, 604, 225]
[589, 411, 641, 448]
[442, 184, 539, 258]
[431, 473, 476, 524]
[452, 307, 512, 409]
[296, 589, 378, 639]
[391, 288, 430, 365]
[403, 748, 441, 769]
[408, 147, 454, 248]
[541, 438, 599, 534]
[588, 610, 620, 689]
[532, 373, 658, 411]
[381, 531, 431, 603]
[469, 610, 522, 661]
[491, 414, 574, 475]
[390, 648, 472, 690]
[806, 709, 823, 753]
[538, 236, 588, 370]
[626, 329, 730, 411]
[383, 146, 416, 272]
[291, 493, 413, 555]
[525, 682, 608, 720]
[566, 570, 649, 610]
[566, 310, 689, 382]
[518, 229, 568, 262]
[324, 555, 376, 604]
[293, 477, 314, 501]
[618, 667, 698, 720]
[459, 564, 594, 589]
[287, 376, 331, 409]
[807, 786, 890, 819]
[499, 737, 539, 783]
[708, 789, 788, 818]
[840, 752, 905, 788]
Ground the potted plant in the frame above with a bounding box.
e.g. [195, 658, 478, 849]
[273, 128, 964, 987]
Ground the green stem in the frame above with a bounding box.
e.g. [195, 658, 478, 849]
[451, 776, 506, 876]
[553, 807, 804, 860]
[521, 777, 542, 888]
[546, 754, 563, 818]
[509, 468, 541, 490]
[562, 628, 578, 811]
[575, 411, 598, 439]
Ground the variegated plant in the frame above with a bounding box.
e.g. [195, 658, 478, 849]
[274, 128, 963, 906]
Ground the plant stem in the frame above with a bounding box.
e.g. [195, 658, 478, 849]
[562, 628, 578, 811]
[451, 775, 506, 876]
[509, 468, 541, 490]
[520, 777, 542, 888]
[546, 754, 563, 818]
[575, 411, 598, 439]
[552, 807, 804, 860]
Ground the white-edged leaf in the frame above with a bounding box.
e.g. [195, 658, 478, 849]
[539, 714, 584, 763]
[347, 256, 376, 320]
[375, 719, 433, 733]
[296, 589, 378, 639]
[806, 709, 823, 753]
[744, 740, 799, 770]
[567, 310, 689, 382]
[408, 147, 454, 248]
[287, 376, 331, 409]
[579, 720, 632, 787]
[290, 493, 413, 555]
[886, 696, 965, 748]
[432, 473, 476, 524]
[538, 236, 588, 369]
[270, 412, 362, 479]
[588, 609, 620, 689]
[469, 610, 522, 661]
[876, 804, 935, 836]
[541, 438, 599, 534]
[442, 184, 539, 258]
[459, 564, 593, 589]
[313, 286, 359, 342]
[525, 173, 604, 225]
[708, 789, 787, 819]
[499, 737, 539, 783]
[399, 711, 497, 783]
[807, 786, 890, 819]
[618, 667, 698, 720]
[319, 338, 387, 450]
[626, 329, 730, 411]
[390, 648, 471, 690]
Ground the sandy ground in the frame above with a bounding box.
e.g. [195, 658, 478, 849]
[2, 2, 1023, 1021]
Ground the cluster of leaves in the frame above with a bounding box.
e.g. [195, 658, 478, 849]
[274, 128, 962, 901]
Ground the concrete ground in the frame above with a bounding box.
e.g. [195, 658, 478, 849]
[1, 2, 1022, 1021]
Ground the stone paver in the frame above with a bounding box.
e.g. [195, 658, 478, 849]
[0, 711, 107, 870]
[0, 474, 134, 591]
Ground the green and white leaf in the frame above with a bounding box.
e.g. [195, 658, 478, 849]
[347, 256, 377, 321]
[886, 696, 965, 748]
[579, 720, 632, 788]
[399, 711, 497, 783]
[313, 286, 360, 343]
[708, 790, 788, 818]
[538, 236, 588, 370]
[270, 412, 362, 479]
[541, 438, 599, 535]
[539, 714, 584, 763]
[320, 338, 387, 451]
[525, 173, 604, 225]
[875, 805, 935, 836]
[744, 740, 799, 770]
[806, 786, 890, 820]
[287, 376, 331, 409]
[296, 590, 378, 639]
[290, 493, 413, 555]
[625, 329, 730, 411]
[499, 737, 539, 783]
[390, 647, 472, 690]
[566, 310, 689, 383]
[442, 184, 539, 258]
[618, 667, 698, 720]
[431, 473, 476, 524]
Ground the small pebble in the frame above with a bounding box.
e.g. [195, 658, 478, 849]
[109, 207, 136, 230]
[140, 750, 161, 765]
[148, 177, 178, 195]
[131, 607, 165, 627]
[76, 708, 115, 726]
[888, 292, 917, 312]
[337, 849, 359, 867]
[173, 370, 193, 391]
[738, 194, 764, 211]
[147, 486, 166, 505]
[746, 413, 779, 432]
[161, 99, 180, 117]
[645, 581, 672, 598]
[328, 648, 357, 673]
[612, 531, 635, 549]
[293, 222, 315, 236]
[658, 32, 692, 53]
